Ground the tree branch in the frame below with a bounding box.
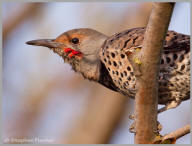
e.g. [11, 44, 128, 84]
[131, 2, 175, 144]
[162, 124, 190, 141]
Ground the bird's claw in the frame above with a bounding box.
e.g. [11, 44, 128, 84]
[129, 122, 136, 133]
[129, 114, 136, 133]
[128, 114, 162, 134]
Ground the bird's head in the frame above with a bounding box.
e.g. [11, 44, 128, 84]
[26, 28, 108, 81]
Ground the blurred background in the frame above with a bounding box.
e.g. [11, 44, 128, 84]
[2, 2, 190, 144]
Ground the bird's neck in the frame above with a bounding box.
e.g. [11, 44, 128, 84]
[76, 60, 119, 92]
[74, 58, 101, 81]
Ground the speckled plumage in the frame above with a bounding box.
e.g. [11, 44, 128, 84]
[26, 27, 190, 111]
[100, 27, 190, 109]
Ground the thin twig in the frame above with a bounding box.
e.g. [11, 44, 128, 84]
[162, 124, 190, 141]
[131, 2, 175, 144]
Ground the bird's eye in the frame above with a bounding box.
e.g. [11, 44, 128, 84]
[71, 38, 79, 44]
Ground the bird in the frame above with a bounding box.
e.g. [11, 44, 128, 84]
[26, 27, 190, 113]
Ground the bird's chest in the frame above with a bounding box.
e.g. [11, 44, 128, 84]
[101, 49, 137, 98]
[101, 48, 190, 102]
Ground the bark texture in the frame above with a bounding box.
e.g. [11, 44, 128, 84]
[132, 2, 175, 144]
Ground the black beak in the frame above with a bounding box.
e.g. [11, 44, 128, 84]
[26, 39, 61, 48]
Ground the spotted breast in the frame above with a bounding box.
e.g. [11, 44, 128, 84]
[100, 27, 190, 109]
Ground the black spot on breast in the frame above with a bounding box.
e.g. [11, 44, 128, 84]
[170, 83, 174, 86]
[119, 61, 122, 65]
[113, 61, 117, 67]
[127, 66, 131, 71]
[107, 55, 110, 59]
[173, 54, 178, 60]
[108, 61, 111, 65]
[104, 58, 107, 62]
[179, 54, 184, 62]
[112, 71, 115, 74]
[108, 67, 111, 71]
[161, 59, 164, 64]
[124, 71, 127, 76]
[166, 57, 171, 63]
[180, 64, 185, 71]
[127, 77, 131, 81]
[119, 78, 122, 81]
[111, 52, 115, 58]
[116, 71, 119, 75]
[121, 73, 124, 78]
[121, 54, 125, 59]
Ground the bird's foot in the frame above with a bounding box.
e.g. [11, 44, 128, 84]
[128, 114, 162, 134]
[129, 122, 136, 133]
[154, 121, 163, 134]
[129, 114, 136, 133]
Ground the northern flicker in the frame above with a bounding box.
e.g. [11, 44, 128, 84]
[26, 27, 190, 112]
